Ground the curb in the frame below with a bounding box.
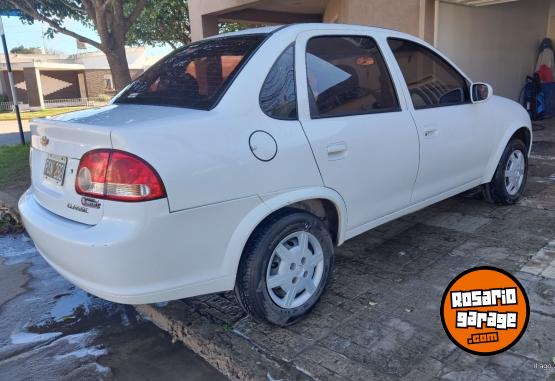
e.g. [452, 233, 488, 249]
[135, 303, 315, 381]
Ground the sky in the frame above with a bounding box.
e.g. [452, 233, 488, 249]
[1, 15, 172, 57]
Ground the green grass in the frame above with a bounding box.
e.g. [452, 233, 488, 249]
[0, 106, 90, 121]
[0, 143, 30, 192]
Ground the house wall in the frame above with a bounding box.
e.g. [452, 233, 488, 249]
[84, 69, 143, 97]
[40, 71, 81, 100]
[76, 48, 149, 70]
[189, 0, 436, 43]
[324, 0, 425, 39]
[437, 0, 550, 100]
[2, 70, 27, 103]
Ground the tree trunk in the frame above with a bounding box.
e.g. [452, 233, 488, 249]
[105, 45, 133, 92]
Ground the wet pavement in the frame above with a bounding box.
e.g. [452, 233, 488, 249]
[0, 234, 227, 380]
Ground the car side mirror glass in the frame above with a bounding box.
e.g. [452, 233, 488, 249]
[471, 82, 493, 103]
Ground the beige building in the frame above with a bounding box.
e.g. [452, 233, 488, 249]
[189, 0, 555, 100]
[0, 47, 160, 110]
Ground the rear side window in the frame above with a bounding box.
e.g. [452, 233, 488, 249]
[388, 38, 470, 109]
[306, 35, 399, 119]
[260, 45, 297, 120]
[114, 35, 266, 110]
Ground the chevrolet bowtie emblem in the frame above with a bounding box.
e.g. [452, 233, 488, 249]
[40, 136, 49, 146]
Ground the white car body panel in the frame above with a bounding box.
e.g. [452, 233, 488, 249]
[19, 23, 532, 304]
[295, 30, 420, 230]
[407, 103, 493, 202]
[30, 118, 112, 225]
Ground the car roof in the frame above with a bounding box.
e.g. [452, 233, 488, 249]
[215, 23, 415, 40]
[207, 25, 282, 38]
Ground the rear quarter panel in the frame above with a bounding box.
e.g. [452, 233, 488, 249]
[110, 32, 323, 212]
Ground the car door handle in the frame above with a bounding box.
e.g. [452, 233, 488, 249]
[327, 142, 348, 160]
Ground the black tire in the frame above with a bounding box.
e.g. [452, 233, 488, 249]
[482, 139, 528, 205]
[234, 208, 334, 326]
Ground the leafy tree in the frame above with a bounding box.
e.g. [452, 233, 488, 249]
[10, 45, 41, 54]
[2, 0, 149, 91]
[127, 0, 258, 49]
[127, 0, 190, 49]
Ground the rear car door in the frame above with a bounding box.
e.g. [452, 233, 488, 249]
[295, 30, 420, 231]
[386, 38, 492, 203]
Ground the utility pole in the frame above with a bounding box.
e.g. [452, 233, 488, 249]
[0, 13, 25, 145]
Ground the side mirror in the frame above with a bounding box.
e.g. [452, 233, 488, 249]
[471, 82, 493, 103]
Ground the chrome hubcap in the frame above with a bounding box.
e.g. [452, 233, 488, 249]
[266, 231, 324, 309]
[504, 149, 525, 196]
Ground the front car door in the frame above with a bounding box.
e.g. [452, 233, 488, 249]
[295, 30, 420, 233]
[386, 37, 493, 203]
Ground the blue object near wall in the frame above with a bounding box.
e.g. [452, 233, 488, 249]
[541, 83, 555, 118]
[521, 81, 555, 120]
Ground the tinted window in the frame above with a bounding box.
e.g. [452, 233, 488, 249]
[114, 35, 266, 110]
[306, 36, 399, 118]
[260, 45, 297, 120]
[388, 38, 470, 109]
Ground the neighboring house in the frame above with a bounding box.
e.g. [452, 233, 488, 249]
[0, 47, 161, 109]
[189, 0, 555, 101]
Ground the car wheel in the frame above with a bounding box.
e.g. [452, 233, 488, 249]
[482, 138, 528, 205]
[234, 208, 334, 326]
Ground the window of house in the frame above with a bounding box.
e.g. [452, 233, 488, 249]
[306, 35, 399, 119]
[103, 74, 114, 91]
[114, 34, 266, 110]
[259, 44, 297, 120]
[387, 38, 470, 109]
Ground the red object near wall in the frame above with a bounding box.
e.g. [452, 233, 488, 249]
[537, 65, 554, 83]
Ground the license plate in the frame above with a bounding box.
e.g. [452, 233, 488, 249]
[43, 154, 68, 186]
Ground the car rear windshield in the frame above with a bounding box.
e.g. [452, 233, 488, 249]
[114, 35, 267, 110]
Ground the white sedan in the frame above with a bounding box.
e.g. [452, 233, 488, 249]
[19, 24, 531, 326]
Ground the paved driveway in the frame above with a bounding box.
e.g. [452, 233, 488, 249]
[140, 120, 555, 381]
[0, 120, 30, 146]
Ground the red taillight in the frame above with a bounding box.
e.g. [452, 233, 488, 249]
[75, 149, 166, 202]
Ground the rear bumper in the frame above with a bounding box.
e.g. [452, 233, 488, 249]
[19, 189, 261, 304]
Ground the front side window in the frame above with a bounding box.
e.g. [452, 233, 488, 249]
[260, 44, 297, 120]
[388, 38, 470, 109]
[114, 35, 266, 110]
[306, 35, 399, 118]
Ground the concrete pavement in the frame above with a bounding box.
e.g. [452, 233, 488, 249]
[0, 120, 30, 146]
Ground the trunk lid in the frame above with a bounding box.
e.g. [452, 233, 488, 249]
[30, 108, 114, 225]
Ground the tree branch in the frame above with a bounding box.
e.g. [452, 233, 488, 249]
[101, 0, 116, 11]
[58, 0, 86, 14]
[81, 0, 98, 27]
[125, 0, 148, 31]
[12, 0, 102, 50]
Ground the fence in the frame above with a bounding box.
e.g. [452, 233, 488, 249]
[44, 97, 110, 108]
[0, 101, 15, 112]
[0, 97, 111, 112]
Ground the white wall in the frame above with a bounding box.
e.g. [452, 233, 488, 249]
[75, 47, 148, 70]
[437, 0, 550, 100]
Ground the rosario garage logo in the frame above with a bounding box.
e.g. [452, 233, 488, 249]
[440, 266, 529, 355]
